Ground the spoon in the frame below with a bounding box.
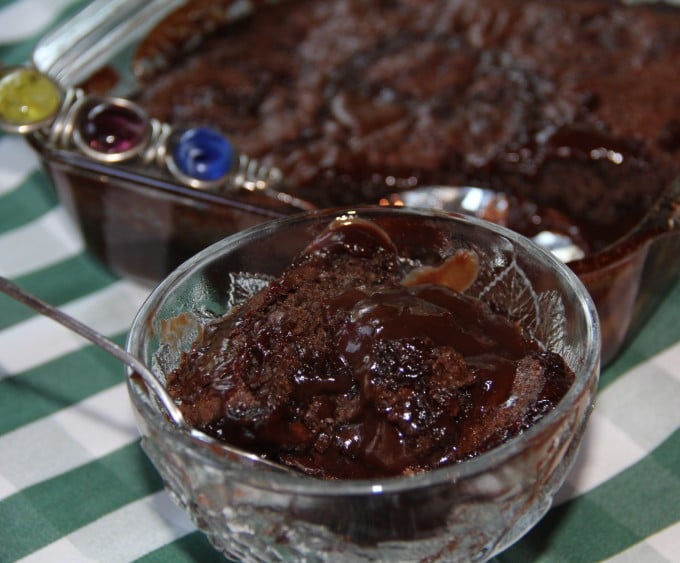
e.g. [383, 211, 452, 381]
[384, 185, 588, 263]
[0, 276, 298, 475]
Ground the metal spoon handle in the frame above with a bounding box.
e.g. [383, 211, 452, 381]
[0, 276, 185, 426]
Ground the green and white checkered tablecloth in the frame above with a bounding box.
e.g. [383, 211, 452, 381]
[1, 1, 679, 561]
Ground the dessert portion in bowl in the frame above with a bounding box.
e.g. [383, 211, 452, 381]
[166, 214, 576, 480]
[127, 207, 600, 561]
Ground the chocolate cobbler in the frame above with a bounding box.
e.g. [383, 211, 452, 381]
[167, 217, 575, 479]
[135, 0, 680, 255]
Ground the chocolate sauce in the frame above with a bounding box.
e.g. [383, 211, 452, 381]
[167, 218, 574, 479]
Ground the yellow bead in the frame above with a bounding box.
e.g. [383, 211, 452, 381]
[0, 67, 61, 126]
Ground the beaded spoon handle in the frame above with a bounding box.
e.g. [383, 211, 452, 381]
[0, 65, 315, 208]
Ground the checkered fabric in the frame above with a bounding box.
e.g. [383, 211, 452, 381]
[1, 1, 679, 561]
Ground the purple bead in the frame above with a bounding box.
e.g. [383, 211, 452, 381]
[78, 101, 147, 154]
[172, 127, 235, 181]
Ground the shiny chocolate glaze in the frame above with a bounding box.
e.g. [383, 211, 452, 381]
[167, 218, 574, 479]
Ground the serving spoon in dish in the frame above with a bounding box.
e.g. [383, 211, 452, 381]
[0, 276, 297, 475]
[386, 179, 680, 268]
[383, 185, 588, 263]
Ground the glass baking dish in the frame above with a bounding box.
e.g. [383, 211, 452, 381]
[21, 0, 680, 365]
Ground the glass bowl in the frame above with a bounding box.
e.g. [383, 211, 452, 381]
[126, 207, 600, 562]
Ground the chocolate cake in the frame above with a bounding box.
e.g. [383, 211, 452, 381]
[134, 0, 680, 255]
[166, 217, 575, 479]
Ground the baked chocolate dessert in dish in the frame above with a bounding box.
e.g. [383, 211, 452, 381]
[167, 217, 575, 479]
[134, 0, 680, 255]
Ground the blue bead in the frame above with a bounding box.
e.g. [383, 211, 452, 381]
[172, 127, 235, 181]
